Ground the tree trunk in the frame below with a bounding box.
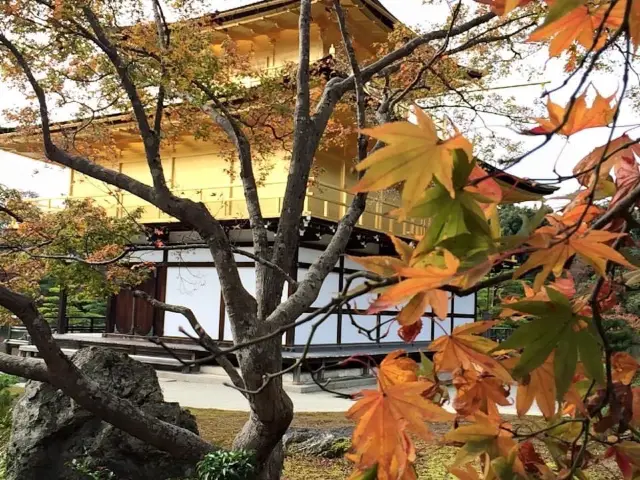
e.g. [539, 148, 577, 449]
[232, 337, 294, 480]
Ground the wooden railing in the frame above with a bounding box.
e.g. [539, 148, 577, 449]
[27, 181, 427, 237]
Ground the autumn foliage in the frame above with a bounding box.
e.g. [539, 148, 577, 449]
[2, 0, 640, 478]
[342, 0, 640, 473]
[346, 96, 640, 476]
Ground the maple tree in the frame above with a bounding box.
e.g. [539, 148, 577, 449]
[0, 0, 639, 479]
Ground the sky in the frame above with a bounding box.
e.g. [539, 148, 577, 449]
[0, 0, 633, 203]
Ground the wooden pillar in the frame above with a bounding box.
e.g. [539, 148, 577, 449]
[129, 296, 137, 335]
[336, 255, 344, 345]
[56, 289, 68, 334]
[105, 295, 116, 333]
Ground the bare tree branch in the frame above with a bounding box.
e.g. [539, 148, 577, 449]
[0, 205, 23, 223]
[0, 351, 49, 382]
[295, 0, 312, 123]
[194, 81, 269, 260]
[132, 290, 247, 394]
[333, 0, 367, 160]
[312, 11, 497, 132]
[0, 30, 256, 337]
[81, 6, 171, 197]
[0, 285, 213, 460]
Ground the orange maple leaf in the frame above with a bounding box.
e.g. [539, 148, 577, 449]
[350, 239, 457, 338]
[464, 163, 503, 215]
[514, 217, 635, 290]
[516, 353, 557, 419]
[596, 0, 637, 48]
[612, 352, 640, 385]
[352, 106, 472, 212]
[611, 156, 640, 208]
[573, 135, 640, 188]
[453, 369, 511, 421]
[428, 321, 513, 383]
[347, 382, 454, 479]
[528, 3, 622, 57]
[527, 88, 617, 136]
[368, 250, 459, 323]
[348, 235, 414, 278]
[378, 350, 419, 389]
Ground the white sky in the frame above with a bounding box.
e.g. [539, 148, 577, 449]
[0, 0, 633, 202]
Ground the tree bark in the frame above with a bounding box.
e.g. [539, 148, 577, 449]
[232, 336, 294, 479]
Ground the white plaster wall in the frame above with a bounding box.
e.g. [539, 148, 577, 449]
[166, 246, 256, 264]
[294, 313, 339, 345]
[453, 317, 474, 328]
[164, 266, 220, 338]
[222, 267, 286, 343]
[454, 293, 475, 315]
[298, 247, 336, 265]
[127, 250, 164, 263]
[341, 314, 377, 344]
[167, 248, 213, 263]
[433, 319, 452, 339]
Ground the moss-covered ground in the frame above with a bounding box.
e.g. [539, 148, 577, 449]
[192, 409, 621, 480]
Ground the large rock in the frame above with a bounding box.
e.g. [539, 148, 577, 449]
[7, 347, 199, 480]
[283, 427, 353, 458]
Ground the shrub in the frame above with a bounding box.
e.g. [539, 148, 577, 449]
[196, 450, 256, 480]
[624, 291, 640, 317]
[603, 317, 638, 353]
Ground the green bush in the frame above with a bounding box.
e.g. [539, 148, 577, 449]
[603, 318, 638, 353]
[624, 292, 640, 317]
[196, 450, 256, 480]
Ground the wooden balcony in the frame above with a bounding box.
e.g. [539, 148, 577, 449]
[27, 181, 427, 238]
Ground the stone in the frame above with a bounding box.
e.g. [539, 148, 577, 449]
[283, 427, 353, 458]
[6, 347, 199, 480]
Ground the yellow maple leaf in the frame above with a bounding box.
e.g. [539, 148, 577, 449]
[527, 88, 617, 136]
[445, 413, 521, 472]
[352, 106, 472, 212]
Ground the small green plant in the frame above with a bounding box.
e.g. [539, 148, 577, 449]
[68, 457, 116, 480]
[196, 450, 256, 480]
[326, 438, 351, 458]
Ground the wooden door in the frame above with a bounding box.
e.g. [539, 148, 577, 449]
[112, 267, 166, 336]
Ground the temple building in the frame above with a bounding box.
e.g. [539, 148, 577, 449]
[0, 0, 555, 359]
